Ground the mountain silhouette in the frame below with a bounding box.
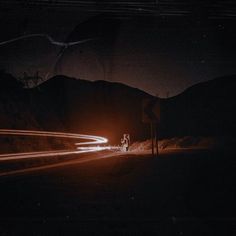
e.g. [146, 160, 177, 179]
[0, 73, 235, 144]
[161, 75, 236, 138]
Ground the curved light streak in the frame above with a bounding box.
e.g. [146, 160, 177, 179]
[0, 34, 95, 48]
[0, 33, 97, 81]
[0, 129, 109, 162]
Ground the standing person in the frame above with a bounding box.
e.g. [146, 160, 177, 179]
[121, 134, 130, 152]
[125, 134, 130, 150]
[121, 137, 126, 152]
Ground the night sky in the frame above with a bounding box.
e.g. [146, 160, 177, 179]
[0, 1, 236, 97]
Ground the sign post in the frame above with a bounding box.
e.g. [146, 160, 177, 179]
[151, 122, 154, 156]
[155, 123, 159, 156]
[142, 97, 160, 157]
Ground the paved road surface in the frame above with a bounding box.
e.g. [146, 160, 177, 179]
[0, 148, 235, 235]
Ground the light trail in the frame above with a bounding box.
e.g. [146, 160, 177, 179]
[0, 34, 95, 48]
[0, 33, 97, 81]
[0, 129, 110, 162]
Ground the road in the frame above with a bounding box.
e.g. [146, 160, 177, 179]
[0, 129, 235, 235]
[0, 148, 235, 235]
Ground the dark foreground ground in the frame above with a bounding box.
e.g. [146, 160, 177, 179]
[0, 149, 235, 235]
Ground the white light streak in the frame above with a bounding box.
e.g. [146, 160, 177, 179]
[0, 129, 108, 161]
[0, 34, 95, 48]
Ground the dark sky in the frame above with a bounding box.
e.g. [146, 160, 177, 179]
[0, 1, 236, 97]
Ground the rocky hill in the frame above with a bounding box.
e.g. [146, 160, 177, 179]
[0, 71, 235, 147]
[161, 75, 236, 138]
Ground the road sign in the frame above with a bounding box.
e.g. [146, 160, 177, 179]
[142, 98, 160, 123]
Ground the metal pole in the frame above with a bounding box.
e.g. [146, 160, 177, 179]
[155, 123, 159, 157]
[151, 122, 154, 157]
